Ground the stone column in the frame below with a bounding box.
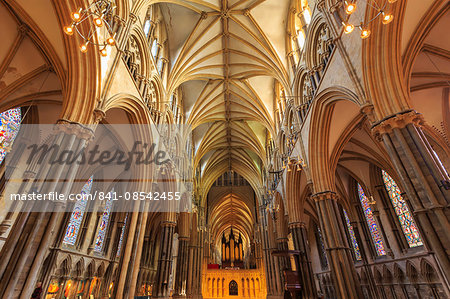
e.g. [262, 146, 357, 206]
[289, 222, 317, 298]
[260, 206, 282, 298]
[0, 122, 94, 299]
[115, 201, 141, 297]
[313, 191, 363, 298]
[174, 212, 190, 298]
[372, 110, 450, 282]
[153, 217, 176, 298]
[127, 201, 150, 298]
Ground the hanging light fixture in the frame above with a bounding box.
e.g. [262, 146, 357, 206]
[381, 12, 394, 24]
[360, 27, 371, 39]
[343, 23, 355, 34]
[344, 1, 357, 14]
[341, 0, 397, 39]
[63, 0, 116, 56]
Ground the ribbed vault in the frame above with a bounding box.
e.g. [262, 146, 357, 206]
[156, 0, 290, 197]
[209, 193, 255, 250]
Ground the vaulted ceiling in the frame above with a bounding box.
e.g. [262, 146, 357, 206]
[159, 0, 291, 194]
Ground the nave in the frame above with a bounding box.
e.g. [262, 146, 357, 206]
[0, 0, 449, 298]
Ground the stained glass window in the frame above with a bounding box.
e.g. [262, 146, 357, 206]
[0, 108, 21, 164]
[116, 214, 128, 257]
[315, 224, 328, 268]
[94, 193, 114, 252]
[382, 170, 423, 247]
[63, 176, 94, 245]
[357, 184, 386, 256]
[343, 209, 362, 260]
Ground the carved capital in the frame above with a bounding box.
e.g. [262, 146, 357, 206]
[93, 108, 106, 124]
[288, 222, 304, 229]
[311, 191, 338, 202]
[371, 110, 425, 140]
[55, 120, 95, 141]
[360, 103, 375, 123]
[129, 13, 138, 23]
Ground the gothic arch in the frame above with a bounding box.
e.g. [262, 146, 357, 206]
[421, 259, 439, 284]
[304, 13, 328, 70]
[406, 261, 420, 283]
[308, 87, 360, 192]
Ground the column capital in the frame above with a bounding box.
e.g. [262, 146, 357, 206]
[311, 191, 338, 202]
[371, 110, 425, 140]
[288, 221, 307, 229]
[55, 119, 95, 141]
[161, 220, 177, 227]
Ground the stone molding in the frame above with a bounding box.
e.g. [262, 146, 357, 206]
[371, 110, 425, 140]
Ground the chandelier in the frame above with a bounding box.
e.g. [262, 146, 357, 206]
[264, 190, 280, 220]
[63, 0, 116, 56]
[282, 156, 306, 172]
[341, 0, 396, 39]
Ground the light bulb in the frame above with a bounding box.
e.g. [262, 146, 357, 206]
[345, 2, 356, 14]
[80, 43, 88, 53]
[106, 37, 115, 46]
[343, 23, 354, 34]
[94, 17, 103, 27]
[296, 164, 301, 171]
[63, 25, 74, 35]
[71, 11, 81, 22]
[100, 47, 108, 57]
[387, 0, 397, 3]
[360, 28, 371, 39]
[382, 13, 394, 24]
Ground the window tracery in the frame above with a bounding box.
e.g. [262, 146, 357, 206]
[357, 183, 386, 256]
[63, 176, 94, 245]
[94, 192, 114, 252]
[0, 108, 21, 164]
[116, 213, 128, 256]
[381, 170, 423, 248]
[343, 209, 362, 260]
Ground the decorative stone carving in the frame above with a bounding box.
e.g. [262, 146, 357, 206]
[371, 111, 425, 141]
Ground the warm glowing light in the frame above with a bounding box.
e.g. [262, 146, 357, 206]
[63, 25, 74, 35]
[345, 2, 357, 14]
[343, 23, 354, 34]
[94, 17, 103, 27]
[382, 13, 394, 24]
[80, 44, 88, 53]
[387, 0, 397, 3]
[100, 47, 108, 57]
[360, 28, 371, 39]
[71, 11, 81, 21]
[106, 37, 115, 46]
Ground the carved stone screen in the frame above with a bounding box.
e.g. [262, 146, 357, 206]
[229, 280, 238, 296]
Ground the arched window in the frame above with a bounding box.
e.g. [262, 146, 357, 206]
[94, 191, 114, 252]
[229, 280, 238, 296]
[343, 209, 362, 260]
[357, 183, 386, 256]
[151, 39, 159, 58]
[0, 108, 22, 164]
[314, 223, 328, 269]
[116, 213, 128, 256]
[63, 176, 94, 245]
[143, 20, 151, 36]
[381, 170, 423, 247]
[293, 0, 311, 51]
